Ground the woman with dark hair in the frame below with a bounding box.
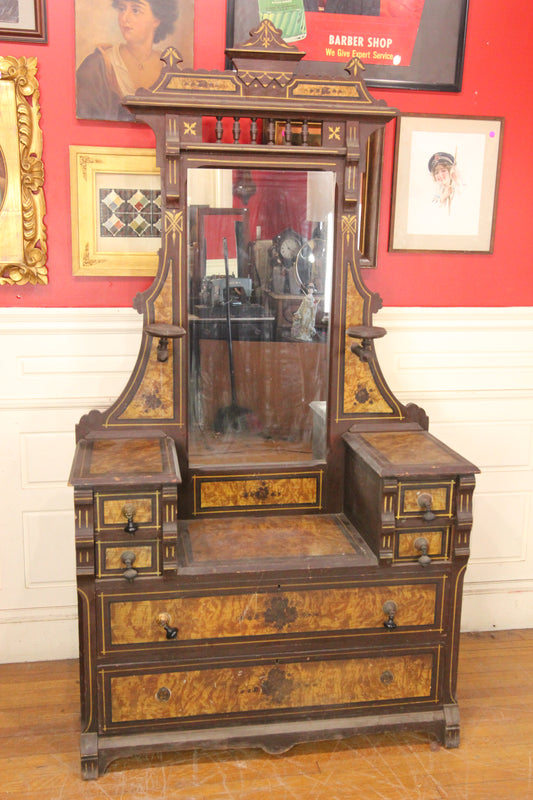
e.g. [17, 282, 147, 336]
[76, 0, 178, 121]
[429, 151, 461, 213]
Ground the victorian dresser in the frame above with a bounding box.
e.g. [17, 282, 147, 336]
[69, 21, 478, 778]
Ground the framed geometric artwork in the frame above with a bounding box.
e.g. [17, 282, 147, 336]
[0, 55, 47, 286]
[0, 0, 47, 43]
[389, 114, 504, 253]
[69, 146, 161, 277]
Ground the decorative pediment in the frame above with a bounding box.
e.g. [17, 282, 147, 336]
[227, 19, 305, 62]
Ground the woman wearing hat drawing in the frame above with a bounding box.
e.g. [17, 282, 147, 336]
[428, 151, 460, 213]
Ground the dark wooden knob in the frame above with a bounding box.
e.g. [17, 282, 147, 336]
[122, 502, 138, 534]
[382, 600, 398, 631]
[120, 551, 138, 582]
[156, 612, 178, 640]
[417, 492, 436, 522]
[414, 536, 432, 566]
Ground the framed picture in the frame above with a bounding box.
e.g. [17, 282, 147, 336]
[0, 0, 47, 43]
[70, 146, 161, 277]
[74, 0, 194, 121]
[0, 56, 47, 286]
[358, 127, 384, 268]
[226, 0, 469, 91]
[389, 114, 504, 254]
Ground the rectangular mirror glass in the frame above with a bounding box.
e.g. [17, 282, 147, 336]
[187, 167, 335, 467]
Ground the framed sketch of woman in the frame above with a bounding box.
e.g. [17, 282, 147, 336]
[75, 0, 194, 122]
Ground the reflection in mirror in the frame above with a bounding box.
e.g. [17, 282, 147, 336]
[187, 168, 335, 467]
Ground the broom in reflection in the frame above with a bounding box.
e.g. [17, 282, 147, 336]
[214, 237, 258, 434]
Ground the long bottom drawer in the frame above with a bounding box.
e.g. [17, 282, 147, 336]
[99, 647, 440, 733]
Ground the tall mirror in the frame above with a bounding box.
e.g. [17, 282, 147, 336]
[187, 167, 335, 467]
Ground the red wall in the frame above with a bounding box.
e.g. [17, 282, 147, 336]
[1, 0, 531, 308]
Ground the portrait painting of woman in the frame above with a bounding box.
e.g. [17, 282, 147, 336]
[75, 0, 194, 122]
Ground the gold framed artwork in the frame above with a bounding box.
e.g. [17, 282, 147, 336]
[70, 146, 161, 277]
[389, 114, 504, 253]
[0, 55, 47, 286]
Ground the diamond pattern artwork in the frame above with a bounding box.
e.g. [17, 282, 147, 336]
[103, 214, 126, 236]
[99, 187, 162, 239]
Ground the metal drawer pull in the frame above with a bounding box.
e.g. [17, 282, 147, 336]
[120, 551, 138, 582]
[417, 492, 436, 522]
[380, 670, 394, 685]
[156, 612, 178, 640]
[414, 536, 432, 566]
[122, 502, 138, 534]
[155, 687, 171, 703]
[382, 600, 397, 631]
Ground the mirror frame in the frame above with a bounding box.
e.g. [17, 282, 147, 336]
[0, 56, 47, 286]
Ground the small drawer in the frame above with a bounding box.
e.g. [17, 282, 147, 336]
[96, 541, 160, 579]
[99, 579, 444, 653]
[94, 491, 160, 536]
[397, 481, 454, 521]
[395, 528, 451, 563]
[193, 470, 323, 514]
[99, 648, 439, 732]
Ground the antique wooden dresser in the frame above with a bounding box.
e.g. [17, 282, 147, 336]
[69, 22, 478, 779]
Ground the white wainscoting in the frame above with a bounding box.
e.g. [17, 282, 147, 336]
[0, 306, 531, 662]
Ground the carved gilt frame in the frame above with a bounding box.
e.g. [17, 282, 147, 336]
[0, 56, 47, 286]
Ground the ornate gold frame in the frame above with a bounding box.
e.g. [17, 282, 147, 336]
[70, 146, 160, 276]
[0, 56, 47, 286]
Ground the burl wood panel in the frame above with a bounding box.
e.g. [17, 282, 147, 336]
[342, 284, 392, 415]
[400, 485, 451, 515]
[198, 476, 319, 511]
[106, 652, 435, 724]
[118, 268, 177, 422]
[101, 545, 154, 572]
[182, 514, 363, 563]
[397, 530, 447, 560]
[100, 496, 155, 527]
[360, 432, 459, 467]
[339, 221, 400, 419]
[89, 439, 164, 475]
[106, 583, 439, 646]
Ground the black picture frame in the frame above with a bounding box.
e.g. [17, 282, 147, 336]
[0, 0, 47, 44]
[226, 0, 469, 92]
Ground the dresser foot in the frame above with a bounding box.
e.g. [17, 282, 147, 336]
[80, 732, 99, 780]
[443, 704, 460, 748]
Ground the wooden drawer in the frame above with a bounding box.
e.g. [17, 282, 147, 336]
[98, 579, 445, 654]
[192, 470, 323, 515]
[94, 491, 160, 536]
[395, 528, 451, 563]
[96, 541, 160, 579]
[397, 481, 454, 521]
[99, 648, 439, 733]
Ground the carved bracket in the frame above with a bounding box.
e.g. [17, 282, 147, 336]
[454, 474, 476, 558]
[74, 489, 95, 576]
[379, 478, 398, 563]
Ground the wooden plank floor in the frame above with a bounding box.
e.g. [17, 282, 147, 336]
[1, 630, 532, 799]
